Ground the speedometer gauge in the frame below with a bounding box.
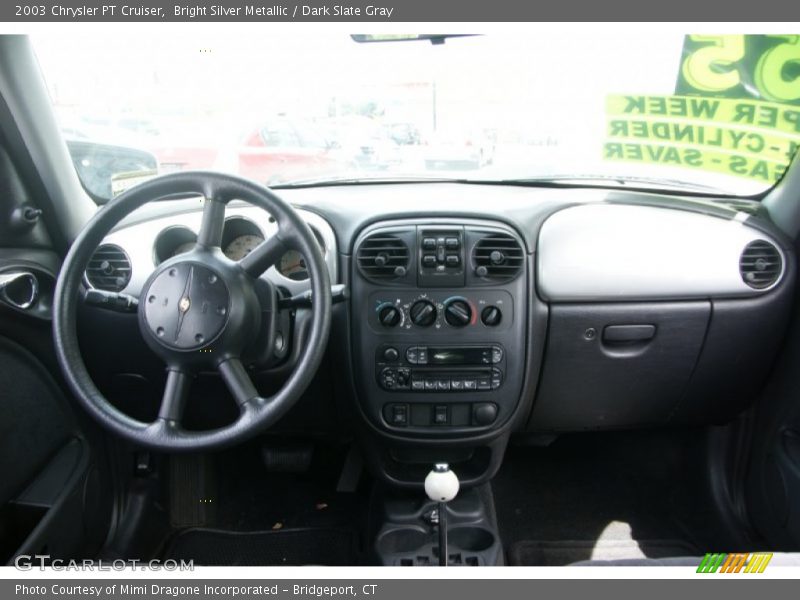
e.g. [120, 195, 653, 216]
[223, 234, 264, 261]
[278, 250, 309, 281]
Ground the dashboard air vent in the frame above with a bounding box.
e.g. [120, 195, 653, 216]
[357, 234, 410, 280]
[740, 240, 782, 290]
[473, 233, 524, 281]
[86, 244, 132, 292]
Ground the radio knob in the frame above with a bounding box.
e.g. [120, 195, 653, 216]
[481, 305, 502, 327]
[444, 299, 472, 327]
[378, 304, 402, 328]
[410, 300, 437, 327]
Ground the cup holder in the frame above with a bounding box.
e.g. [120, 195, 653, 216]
[448, 527, 495, 552]
[376, 527, 430, 555]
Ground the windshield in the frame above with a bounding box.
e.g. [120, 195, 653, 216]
[32, 32, 800, 199]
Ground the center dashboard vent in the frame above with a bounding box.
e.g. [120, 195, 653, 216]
[356, 233, 410, 281]
[740, 240, 782, 290]
[85, 244, 132, 292]
[472, 233, 524, 281]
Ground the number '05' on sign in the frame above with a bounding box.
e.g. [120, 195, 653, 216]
[680, 34, 800, 104]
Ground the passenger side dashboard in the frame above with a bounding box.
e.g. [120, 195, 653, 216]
[334, 190, 794, 486]
[345, 197, 793, 444]
[531, 202, 794, 432]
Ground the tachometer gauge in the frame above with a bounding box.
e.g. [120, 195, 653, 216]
[223, 234, 264, 261]
[154, 226, 197, 265]
[278, 250, 309, 281]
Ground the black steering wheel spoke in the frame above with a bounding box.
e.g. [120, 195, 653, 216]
[158, 367, 193, 424]
[218, 357, 259, 406]
[239, 233, 289, 277]
[196, 196, 226, 248]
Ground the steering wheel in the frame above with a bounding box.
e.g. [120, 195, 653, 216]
[53, 172, 332, 452]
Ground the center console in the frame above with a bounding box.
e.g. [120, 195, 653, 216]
[350, 218, 530, 562]
[351, 219, 528, 439]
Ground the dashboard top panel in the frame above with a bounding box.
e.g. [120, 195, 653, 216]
[112, 183, 782, 261]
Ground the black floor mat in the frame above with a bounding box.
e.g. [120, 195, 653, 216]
[495, 430, 741, 565]
[164, 527, 358, 566]
[133, 439, 370, 566]
[508, 539, 699, 566]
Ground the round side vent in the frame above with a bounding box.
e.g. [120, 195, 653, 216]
[357, 234, 410, 281]
[740, 240, 782, 290]
[86, 244, 132, 291]
[473, 233, 524, 281]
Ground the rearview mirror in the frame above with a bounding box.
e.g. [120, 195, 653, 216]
[350, 34, 477, 45]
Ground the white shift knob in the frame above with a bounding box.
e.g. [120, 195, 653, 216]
[424, 464, 460, 502]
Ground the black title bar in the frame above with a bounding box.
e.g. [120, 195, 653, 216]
[3, 0, 800, 22]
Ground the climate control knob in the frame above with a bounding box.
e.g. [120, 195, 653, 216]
[378, 304, 402, 328]
[481, 305, 502, 327]
[410, 300, 437, 327]
[444, 299, 473, 327]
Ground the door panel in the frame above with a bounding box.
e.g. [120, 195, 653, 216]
[0, 137, 112, 564]
[745, 277, 800, 550]
[0, 336, 74, 507]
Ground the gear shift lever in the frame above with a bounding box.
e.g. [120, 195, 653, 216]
[424, 463, 460, 566]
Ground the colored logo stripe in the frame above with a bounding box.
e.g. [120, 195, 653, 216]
[746, 553, 773, 573]
[697, 552, 773, 573]
[697, 553, 727, 573]
[721, 553, 748, 573]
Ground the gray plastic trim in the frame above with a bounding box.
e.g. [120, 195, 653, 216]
[537, 204, 786, 301]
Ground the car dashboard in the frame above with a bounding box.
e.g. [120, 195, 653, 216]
[78, 182, 796, 487]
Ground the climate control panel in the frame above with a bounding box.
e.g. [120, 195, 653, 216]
[367, 290, 513, 334]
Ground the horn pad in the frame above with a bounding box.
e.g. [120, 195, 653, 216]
[141, 262, 230, 350]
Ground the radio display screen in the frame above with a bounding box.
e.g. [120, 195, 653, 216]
[428, 347, 490, 365]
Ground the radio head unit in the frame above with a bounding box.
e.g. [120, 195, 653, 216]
[376, 343, 505, 393]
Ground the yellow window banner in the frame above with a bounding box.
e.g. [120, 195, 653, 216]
[604, 95, 800, 184]
[606, 95, 800, 135]
[603, 34, 800, 185]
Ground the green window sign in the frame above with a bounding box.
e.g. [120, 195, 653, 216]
[677, 34, 800, 105]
